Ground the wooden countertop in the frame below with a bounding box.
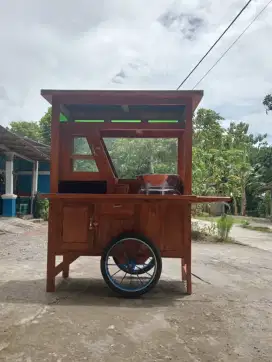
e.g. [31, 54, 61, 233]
[40, 193, 231, 203]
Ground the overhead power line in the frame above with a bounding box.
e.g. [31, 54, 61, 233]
[176, 0, 253, 90]
[192, 0, 272, 89]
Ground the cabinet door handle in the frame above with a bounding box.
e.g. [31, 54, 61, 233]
[113, 204, 122, 208]
[93, 222, 99, 227]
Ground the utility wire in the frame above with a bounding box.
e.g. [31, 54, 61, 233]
[192, 0, 272, 89]
[176, 0, 253, 90]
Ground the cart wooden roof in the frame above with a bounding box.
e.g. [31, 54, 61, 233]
[41, 89, 203, 127]
[41, 89, 203, 107]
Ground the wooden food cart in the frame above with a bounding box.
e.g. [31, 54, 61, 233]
[41, 89, 229, 297]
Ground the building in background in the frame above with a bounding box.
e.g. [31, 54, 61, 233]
[0, 126, 50, 217]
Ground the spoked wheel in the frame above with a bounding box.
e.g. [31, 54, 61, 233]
[100, 232, 162, 297]
[112, 256, 155, 275]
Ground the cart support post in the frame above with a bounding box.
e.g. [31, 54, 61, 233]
[182, 258, 186, 281]
[46, 98, 60, 292]
[62, 255, 70, 278]
[184, 101, 193, 295]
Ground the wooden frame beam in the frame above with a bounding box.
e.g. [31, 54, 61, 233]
[100, 130, 183, 138]
[60, 104, 73, 122]
[69, 110, 185, 121]
[60, 121, 184, 134]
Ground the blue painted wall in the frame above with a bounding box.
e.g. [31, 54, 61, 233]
[38, 175, 50, 193]
[0, 155, 50, 196]
[0, 156, 50, 172]
[17, 174, 50, 194]
[17, 175, 32, 194]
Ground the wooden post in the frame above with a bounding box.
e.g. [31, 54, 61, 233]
[50, 98, 60, 193]
[184, 101, 193, 295]
[62, 254, 70, 278]
[46, 98, 60, 292]
[178, 132, 185, 181]
[178, 131, 186, 283]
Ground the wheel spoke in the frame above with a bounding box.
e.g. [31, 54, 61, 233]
[136, 274, 144, 285]
[111, 269, 122, 277]
[120, 273, 127, 284]
[103, 236, 161, 295]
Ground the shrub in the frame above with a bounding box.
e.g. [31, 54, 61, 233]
[216, 215, 234, 241]
[34, 195, 49, 221]
[241, 220, 250, 228]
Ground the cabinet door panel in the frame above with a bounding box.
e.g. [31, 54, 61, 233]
[160, 204, 183, 251]
[60, 203, 96, 252]
[138, 203, 161, 249]
[62, 205, 89, 243]
[95, 216, 135, 251]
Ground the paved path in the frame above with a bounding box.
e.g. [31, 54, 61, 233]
[193, 218, 272, 252]
[1, 224, 272, 361]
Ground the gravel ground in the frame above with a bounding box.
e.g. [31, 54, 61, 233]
[0, 224, 272, 361]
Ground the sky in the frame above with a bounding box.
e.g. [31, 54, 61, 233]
[0, 0, 271, 142]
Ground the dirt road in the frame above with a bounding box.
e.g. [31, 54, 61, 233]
[0, 224, 272, 361]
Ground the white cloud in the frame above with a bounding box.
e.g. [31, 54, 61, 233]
[0, 0, 271, 141]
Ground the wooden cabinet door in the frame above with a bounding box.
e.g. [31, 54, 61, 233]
[138, 202, 183, 252]
[94, 203, 135, 252]
[160, 203, 184, 251]
[60, 203, 95, 252]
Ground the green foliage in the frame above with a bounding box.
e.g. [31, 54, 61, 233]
[263, 94, 272, 113]
[257, 192, 271, 218]
[39, 107, 51, 145]
[34, 196, 49, 221]
[192, 220, 235, 243]
[106, 138, 177, 178]
[241, 220, 250, 227]
[8, 108, 52, 145]
[216, 215, 234, 241]
[9, 121, 42, 142]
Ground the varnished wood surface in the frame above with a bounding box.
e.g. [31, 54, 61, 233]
[41, 193, 231, 203]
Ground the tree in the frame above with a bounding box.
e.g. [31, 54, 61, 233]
[39, 107, 52, 145]
[107, 138, 177, 178]
[263, 94, 272, 113]
[224, 122, 266, 215]
[8, 107, 52, 145]
[8, 121, 42, 142]
[192, 108, 226, 196]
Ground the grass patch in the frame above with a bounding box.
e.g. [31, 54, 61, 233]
[240, 220, 272, 233]
[240, 225, 272, 233]
[192, 219, 235, 244]
[192, 230, 235, 244]
[195, 215, 247, 225]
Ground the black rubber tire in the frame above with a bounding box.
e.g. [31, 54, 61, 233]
[100, 232, 162, 297]
[112, 256, 155, 275]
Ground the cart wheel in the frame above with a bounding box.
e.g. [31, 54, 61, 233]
[100, 232, 162, 297]
[112, 256, 155, 275]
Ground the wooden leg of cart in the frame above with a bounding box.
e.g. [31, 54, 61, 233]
[46, 215, 56, 292]
[181, 258, 186, 281]
[46, 249, 56, 292]
[62, 255, 70, 278]
[186, 205, 192, 295]
[186, 246, 192, 295]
